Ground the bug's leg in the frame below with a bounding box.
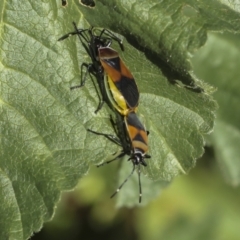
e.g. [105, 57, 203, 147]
[87, 128, 122, 146]
[97, 150, 125, 167]
[70, 63, 105, 113]
[91, 74, 105, 114]
[109, 114, 118, 133]
[94, 101, 104, 114]
[87, 129, 125, 166]
[70, 63, 92, 90]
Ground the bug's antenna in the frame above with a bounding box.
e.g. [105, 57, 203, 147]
[138, 164, 142, 203]
[110, 164, 135, 199]
[72, 22, 89, 43]
[58, 21, 90, 42]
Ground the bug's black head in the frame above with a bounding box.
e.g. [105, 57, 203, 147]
[93, 37, 109, 49]
[88, 28, 111, 46]
[85, 28, 112, 63]
[129, 152, 148, 167]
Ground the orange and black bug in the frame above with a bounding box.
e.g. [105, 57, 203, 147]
[58, 22, 139, 114]
[88, 111, 151, 203]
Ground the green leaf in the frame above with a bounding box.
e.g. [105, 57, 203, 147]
[192, 33, 240, 186]
[0, 0, 220, 238]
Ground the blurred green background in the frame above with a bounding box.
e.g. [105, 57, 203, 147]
[31, 147, 240, 240]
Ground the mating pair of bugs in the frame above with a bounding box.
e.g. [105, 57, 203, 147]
[58, 22, 151, 203]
